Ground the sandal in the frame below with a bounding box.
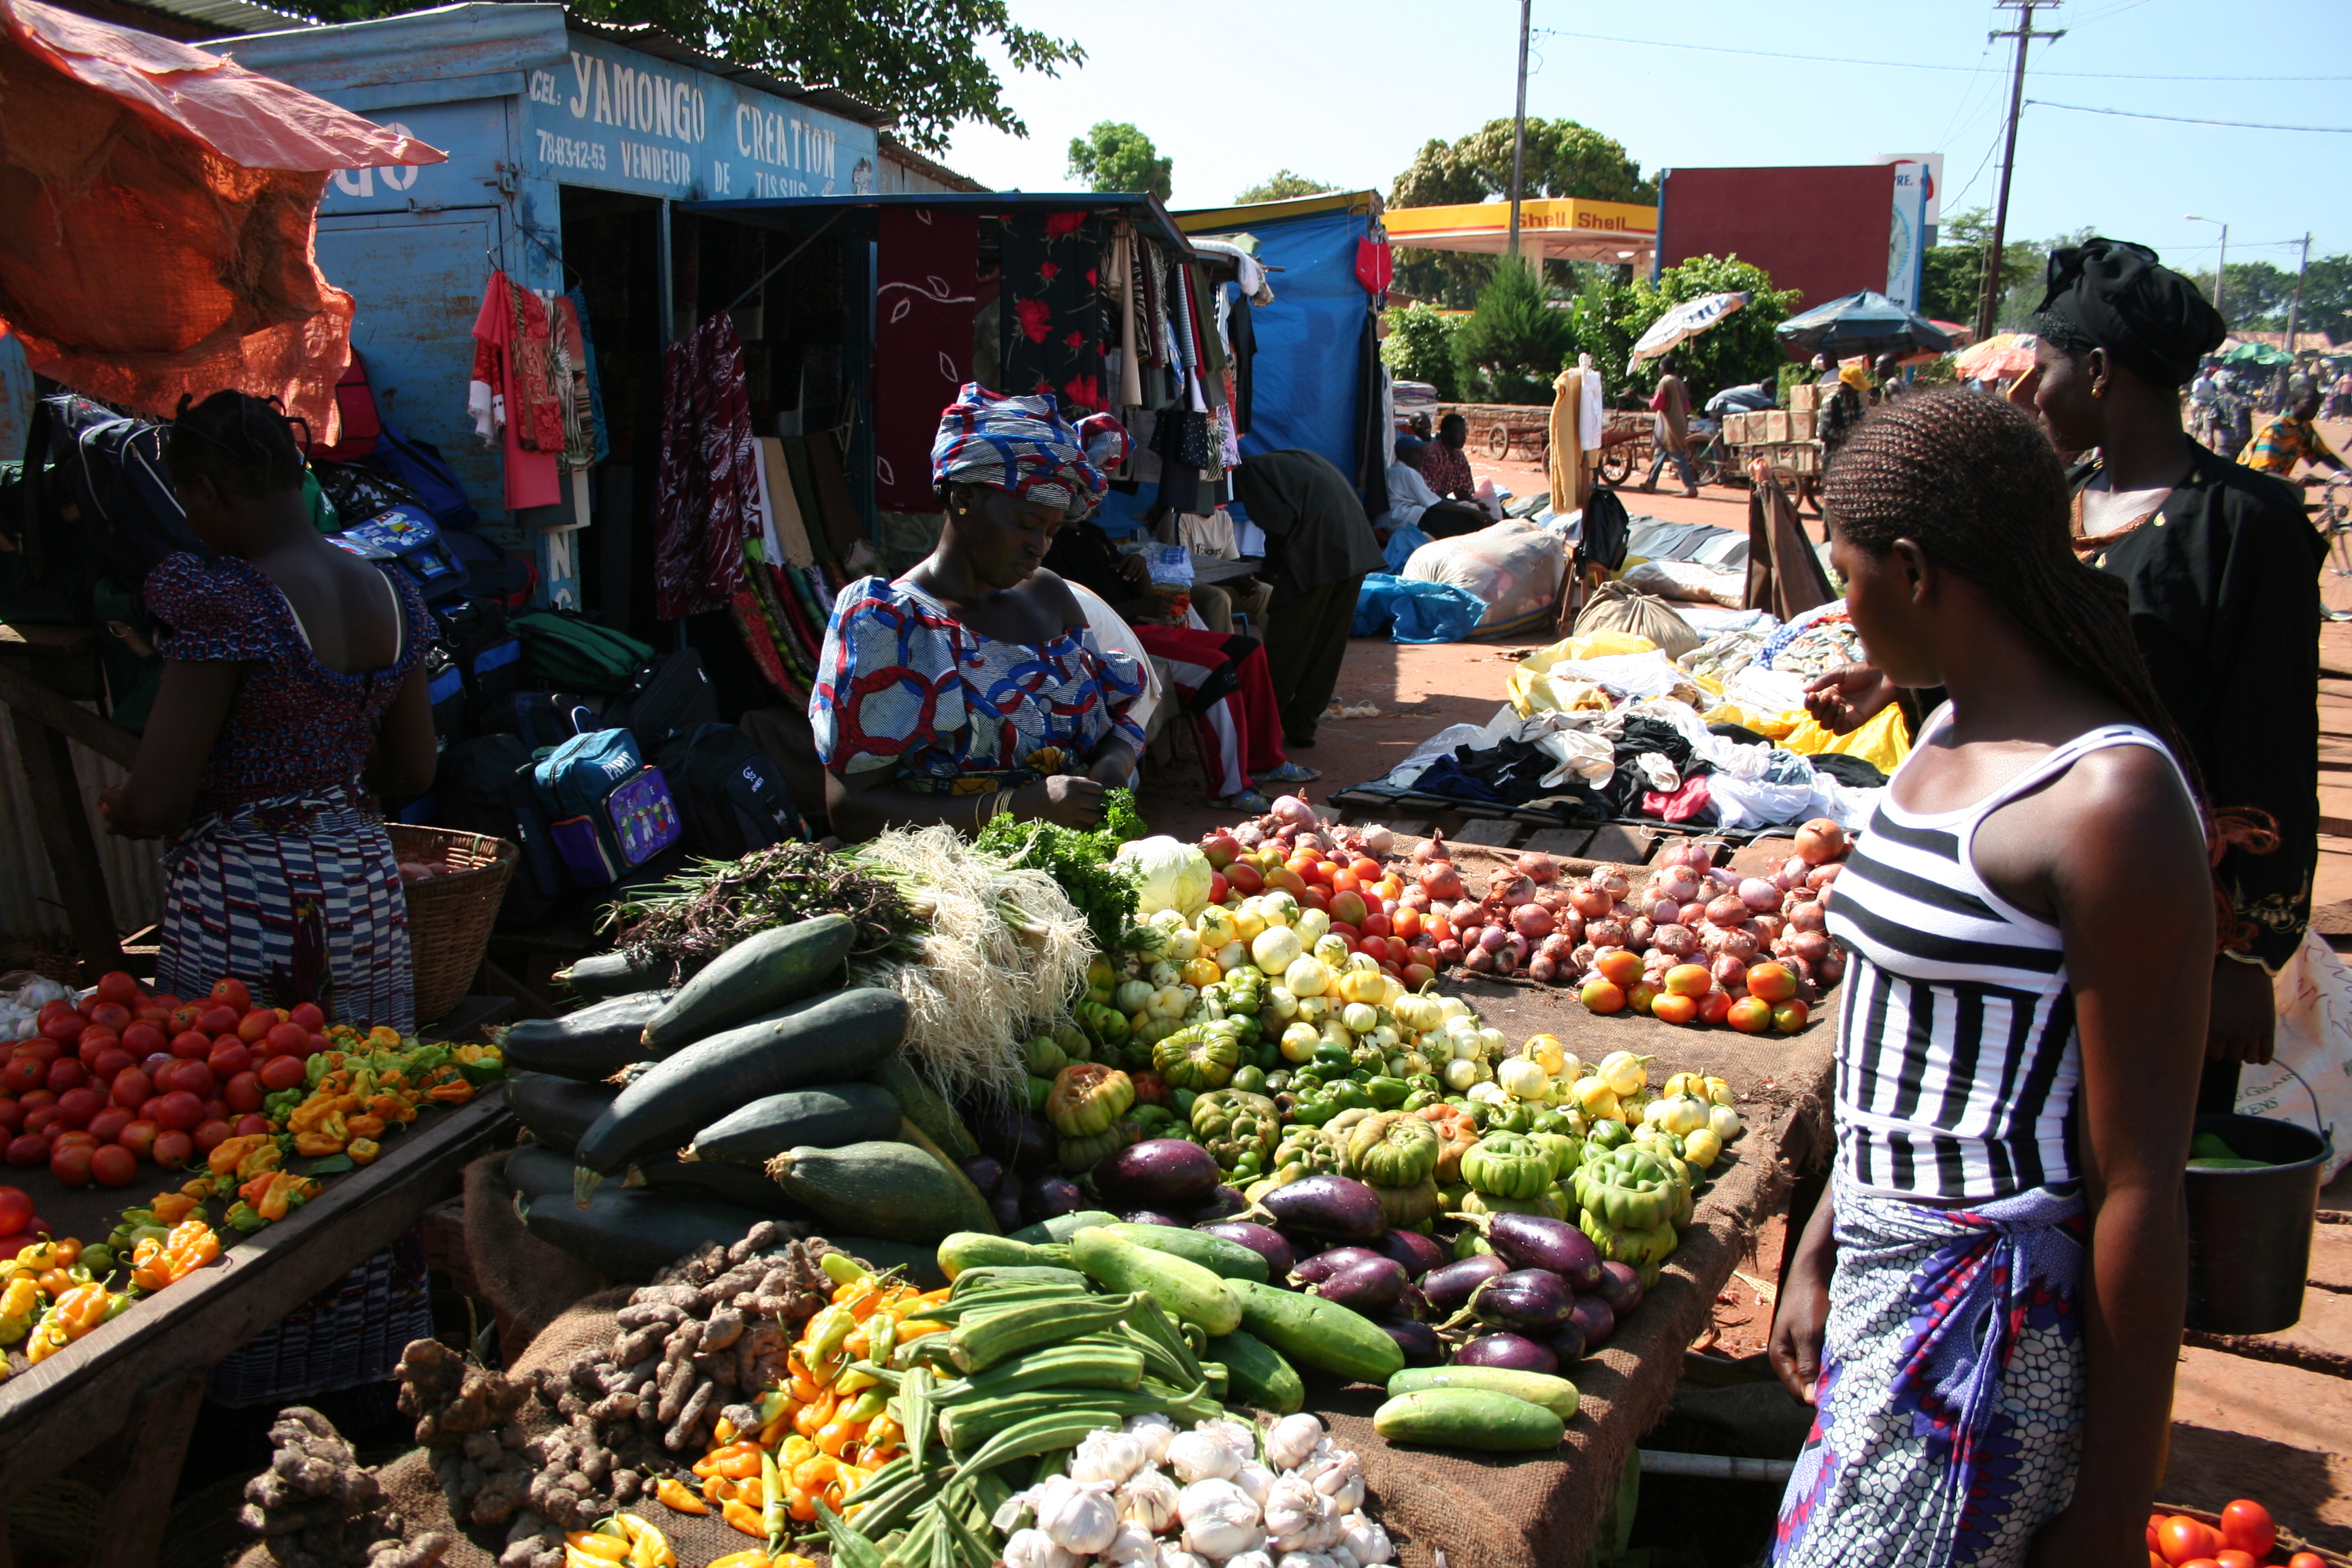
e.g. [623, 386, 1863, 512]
[1252, 761, 1322, 783]
[1215, 788, 1275, 812]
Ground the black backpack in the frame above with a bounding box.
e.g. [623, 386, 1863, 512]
[512, 691, 602, 750]
[427, 733, 570, 926]
[43, 393, 205, 588]
[433, 600, 526, 738]
[659, 723, 806, 860]
[1578, 485, 1632, 574]
[609, 649, 719, 757]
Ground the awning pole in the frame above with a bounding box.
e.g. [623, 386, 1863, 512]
[1507, 0, 1530, 265]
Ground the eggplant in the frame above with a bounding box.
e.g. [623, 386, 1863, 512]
[1469, 1269, 1579, 1333]
[1377, 1317, 1443, 1367]
[960, 1155, 1006, 1198]
[1292, 1245, 1383, 1287]
[1591, 1260, 1645, 1318]
[1094, 1139, 1222, 1211]
[1482, 1213, 1604, 1292]
[1308, 1255, 1409, 1316]
[1121, 1209, 1190, 1228]
[989, 1191, 1023, 1231]
[1545, 1320, 1588, 1366]
[1019, 1173, 1087, 1223]
[1454, 1333, 1560, 1376]
[1373, 1228, 1450, 1281]
[1188, 1185, 1248, 1224]
[1421, 1254, 1511, 1313]
[1567, 1292, 1618, 1352]
[1391, 1283, 1432, 1323]
[1256, 1174, 1385, 1240]
[1199, 1221, 1294, 1283]
[976, 1105, 1058, 1175]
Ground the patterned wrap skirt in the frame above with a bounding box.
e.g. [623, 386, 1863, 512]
[157, 786, 415, 1034]
[1772, 1173, 2087, 1568]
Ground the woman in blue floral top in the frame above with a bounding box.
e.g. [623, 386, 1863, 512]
[811, 385, 1145, 839]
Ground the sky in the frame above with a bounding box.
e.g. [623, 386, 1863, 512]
[939, 0, 2352, 276]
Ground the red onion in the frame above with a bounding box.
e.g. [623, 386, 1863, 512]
[1420, 862, 1465, 901]
[1678, 900, 1710, 928]
[1588, 919, 1627, 948]
[1400, 887, 1433, 914]
[1504, 933, 1531, 962]
[1539, 932, 1578, 960]
[1788, 901, 1827, 932]
[1360, 824, 1395, 857]
[1712, 953, 1748, 988]
[1737, 877, 1779, 912]
[1446, 898, 1477, 926]
[1536, 887, 1571, 914]
[1705, 892, 1752, 928]
[1569, 943, 1597, 969]
[1294, 830, 1326, 857]
[1465, 946, 1497, 973]
[1659, 867, 1702, 904]
[1476, 925, 1511, 953]
[1647, 896, 1680, 925]
[1795, 818, 1848, 865]
[1781, 854, 1813, 887]
[1492, 945, 1520, 975]
[1809, 862, 1843, 890]
[1817, 952, 1847, 986]
[1598, 869, 1631, 899]
[1720, 928, 1761, 962]
[1788, 930, 1832, 964]
[1413, 830, 1450, 864]
[1751, 913, 1784, 945]
[1516, 851, 1559, 885]
[1271, 794, 1319, 834]
[1652, 923, 1699, 958]
[1436, 938, 1465, 966]
[1381, 897, 1401, 917]
[1560, 910, 1586, 943]
[1232, 821, 1265, 849]
[1529, 955, 1560, 985]
[1512, 904, 1556, 939]
[1492, 872, 1537, 908]
[1569, 884, 1614, 919]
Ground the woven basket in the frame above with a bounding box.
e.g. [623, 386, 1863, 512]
[6, 1476, 103, 1560]
[389, 823, 515, 1026]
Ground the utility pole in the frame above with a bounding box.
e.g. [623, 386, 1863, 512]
[1509, 0, 1531, 266]
[2287, 229, 2313, 357]
[2186, 214, 2227, 323]
[1978, 0, 2064, 342]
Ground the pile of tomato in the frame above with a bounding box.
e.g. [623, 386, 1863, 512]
[2150, 1499, 2323, 1568]
[0, 973, 329, 1190]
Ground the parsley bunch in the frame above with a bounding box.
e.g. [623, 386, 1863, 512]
[977, 787, 1149, 952]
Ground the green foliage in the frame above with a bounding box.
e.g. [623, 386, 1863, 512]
[1066, 122, 1172, 201]
[1382, 304, 1464, 400]
[1388, 118, 1654, 308]
[305, 0, 1081, 153]
[975, 789, 1147, 952]
[1233, 170, 1336, 206]
[1567, 255, 1801, 404]
[2182, 256, 2352, 342]
[1454, 263, 1573, 406]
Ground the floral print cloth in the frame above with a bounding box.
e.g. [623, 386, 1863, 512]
[1000, 210, 1107, 414]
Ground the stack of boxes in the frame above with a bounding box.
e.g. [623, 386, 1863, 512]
[1720, 381, 1822, 474]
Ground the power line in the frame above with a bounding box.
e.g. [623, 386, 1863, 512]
[2026, 99, 2352, 132]
[1526, 25, 2352, 81]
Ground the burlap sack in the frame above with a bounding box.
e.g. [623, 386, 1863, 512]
[461, 1153, 607, 1352]
[1573, 581, 1703, 661]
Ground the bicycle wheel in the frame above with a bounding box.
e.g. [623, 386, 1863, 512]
[1695, 447, 1725, 488]
[1599, 445, 1633, 484]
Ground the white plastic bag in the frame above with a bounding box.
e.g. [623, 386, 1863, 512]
[2236, 932, 2352, 1179]
[1623, 557, 1747, 608]
[1403, 518, 1566, 633]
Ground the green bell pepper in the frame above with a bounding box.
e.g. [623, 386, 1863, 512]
[1586, 1117, 1632, 1152]
[1572, 1145, 1682, 1231]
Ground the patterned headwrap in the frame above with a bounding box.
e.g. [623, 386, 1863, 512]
[930, 383, 1126, 519]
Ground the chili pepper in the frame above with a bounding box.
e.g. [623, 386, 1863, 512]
[367, 1026, 402, 1049]
[653, 1477, 706, 1515]
[565, 1533, 628, 1564]
[368, 1093, 416, 1125]
[427, 1079, 474, 1105]
[702, 1475, 737, 1505]
[293, 1130, 346, 1157]
[37, 1266, 87, 1298]
[16, 1239, 79, 1272]
[760, 1448, 787, 1550]
[76, 1244, 114, 1279]
[208, 1134, 270, 1177]
[233, 1141, 282, 1183]
[223, 1202, 265, 1232]
[839, 1390, 885, 1427]
[24, 1281, 112, 1362]
[0, 1277, 39, 1343]
[696, 1443, 764, 1481]
[719, 1501, 764, 1539]
[147, 1194, 199, 1227]
[706, 1553, 769, 1568]
[776, 1436, 816, 1471]
[802, 1303, 855, 1368]
[344, 1114, 387, 1140]
[347, 1138, 381, 1166]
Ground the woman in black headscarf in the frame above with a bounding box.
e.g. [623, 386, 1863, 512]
[1805, 238, 2323, 1107]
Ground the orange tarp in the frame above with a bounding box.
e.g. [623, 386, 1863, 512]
[0, 0, 444, 436]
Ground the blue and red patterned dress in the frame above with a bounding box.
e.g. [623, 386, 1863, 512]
[811, 576, 1145, 796]
[143, 553, 434, 1031]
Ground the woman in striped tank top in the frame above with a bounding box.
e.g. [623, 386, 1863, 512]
[1767, 391, 2212, 1568]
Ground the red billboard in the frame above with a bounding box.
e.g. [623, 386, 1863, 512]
[1657, 165, 1895, 316]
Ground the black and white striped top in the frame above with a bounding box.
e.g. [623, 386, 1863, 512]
[1825, 710, 2195, 1200]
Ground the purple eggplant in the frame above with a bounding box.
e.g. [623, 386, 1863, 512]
[1198, 1221, 1294, 1283]
[989, 1190, 1023, 1231]
[1292, 1245, 1383, 1287]
[1590, 1260, 1645, 1318]
[1481, 1213, 1603, 1292]
[1188, 1185, 1248, 1224]
[1567, 1292, 1617, 1352]
[1544, 1319, 1587, 1366]
[1454, 1332, 1559, 1376]
[1377, 1317, 1443, 1367]
[1469, 1269, 1578, 1333]
[1392, 1283, 1432, 1323]
[977, 1105, 1058, 1175]
[960, 1155, 1006, 1198]
[1421, 1254, 1511, 1313]
[1019, 1173, 1086, 1223]
[1094, 1139, 1222, 1211]
[1256, 1174, 1386, 1240]
[1373, 1228, 1450, 1281]
[1308, 1255, 1409, 1316]
[1121, 1209, 1189, 1228]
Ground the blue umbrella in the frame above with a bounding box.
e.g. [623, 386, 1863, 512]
[1774, 291, 1954, 362]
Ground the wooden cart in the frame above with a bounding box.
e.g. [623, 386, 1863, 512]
[1594, 409, 1655, 484]
[1433, 402, 1553, 463]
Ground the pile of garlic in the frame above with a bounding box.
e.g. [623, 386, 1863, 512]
[991, 1413, 1395, 1568]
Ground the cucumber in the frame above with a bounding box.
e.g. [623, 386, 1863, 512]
[1387, 1365, 1581, 1420]
[1372, 1387, 1563, 1451]
[505, 1144, 581, 1200]
[936, 1232, 1069, 1279]
[555, 949, 681, 1000]
[1005, 1210, 1117, 1246]
[1102, 1224, 1267, 1283]
[770, 1140, 996, 1245]
[634, 1154, 818, 1220]
[1230, 1277, 1404, 1385]
[866, 1054, 980, 1163]
[508, 1072, 620, 1156]
[1205, 1329, 1303, 1414]
[517, 1184, 769, 1279]
[640, 915, 856, 1054]
[575, 987, 909, 1174]
[500, 990, 674, 1081]
[1069, 1228, 1242, 1337]
[689, 1084, 902, 1166]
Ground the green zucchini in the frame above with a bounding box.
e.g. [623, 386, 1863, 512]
[936, 1232, 1069, 1279]
[1069, 1228, 1242, 1337]
[633, 1154, 818, 1220]
[508, 1071, 619, 1156]
[554, 949, 681, 1000]
[867, 1055, 981, 1163]
[770, 1140, 996, 1245]
[500, 990, 673, 1081]
[1387, 1365, 1581, 1420]
[1102, 1223, 1268, 1283]
[640, 915, 856, 1054]
[504, 1144, 581, 1200]
[689, 1083, 902, 1166]
[1372, 1387, 1564, 1451]
[1230, 1277, 1404, 1384]
[1205, 1329, 1303, 1414]
[1005, 1210, 1117, 1245]
[574, 987, 909, 1174]
[516, 1185, 769, 1279]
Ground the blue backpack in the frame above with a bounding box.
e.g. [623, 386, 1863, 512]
[359, 417, 478, 535]
[333, 503, 470, 603]
[531, 728, 683, 886]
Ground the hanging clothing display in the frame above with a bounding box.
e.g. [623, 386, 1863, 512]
[1000, 210, 1107, 413]
[873, 205, 981, 511]
[466, 272, 561, 510]
[548, 294, 598, 472]
[567, 285, 610, 465]
[653, 311, 762, 619]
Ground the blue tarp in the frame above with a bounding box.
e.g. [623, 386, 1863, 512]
[1234, 207, 1370, 477]
[1354, 574, 1487, 644]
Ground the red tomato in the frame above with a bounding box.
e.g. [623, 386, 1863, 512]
[0, 1056, 42, 1096]
[0, 1099, 17, 1135]
[45, 1057, 86, 1094]
[93, 971, 140, 1007]
[1360, 911, 1394, 940]
[236, 1008, 278, 1045]
[2216, 1550, 2260, 1568]
[86, 1001, 130, 1034]
[52, 1087, 102, 1129]
[208, 977, 252, 1013]
[160, 1059, 216, 1099]
[50, 1128, 99, 1152]
[88, 1048, 133, 1083]
[1328, 868, 1361, 898]
[167, 1003, 205, 1036]
[18, 1088, 54, 1115]
[119, 1021, 166, 1058]
[208, 1040, 252, 1079]
[1402, 962, 1437, 987]
[224, 1071, 264, 1113]
[201, 1098, 229, 1125]
[1206, 872, 1229, 906]
[5, 1133, 50, 1168]
[1313, 860, 1343, 888]
[35, 999, 77, 1031]
[1727, 996, 1776, 1034]
[1329, 889, 1369, 928]
[1380, 961, 1404, 981]
[111, 1066, 153, 1110]
[116, 1120, 157, 1160]
[195, 1004, 239, 1038]
[152, 1090, 203, 1132]
[2159, 1518, 2219, 1566]
[2218, 1501, 2274, 1559]
[1651, 992, 1701, 1024]
[1773, 1000, 1812, 1034]
[1699, 991, 1736, 1026]
[2289, 1553, 2329, 1568]
[1226, 862, 1264, 897]
[48, 1142, 93, 1187]
[1296, 886, 1330, 915]
[1348, 856, 1382, 883]
[88, 1143, 137, 1188]
[39, 1013, 80, 1046]
[133, 1003, 172, 1026]
[167, 1030, 211, 1061]
[301, 1033, 331, 1059]
[0, 1186, 29, 1235]
[258, 1054, 306, 1092]
[74, 1029, 120, 1069]
[86, 1107, 132, 1145]
[16, 1039, 59, 1067]
[2149, 1517, 2168, 1553]
[150, 1128, 194, 1170]
[231, 1113, 270, 1137]
[1393, 907, 1424, 941]
[288, 1001, 325, 1033]
[22, 1107, 58, 1139]
[191, 1120, 233, 1156]
[263, 1022, 306, 1056]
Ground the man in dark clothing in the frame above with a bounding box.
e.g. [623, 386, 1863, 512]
[1231, 449, 1386, 748]
[1411, 414, 1490, 537]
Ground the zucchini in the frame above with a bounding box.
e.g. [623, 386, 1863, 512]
[633, 1154, 818, 1220]
[866, 1055, 980, 1163]
[895, 1119, 998, 1235]
[1102, 1223, 1268, 1283]
[508, 1072, 620, 1156]
[500, 990, 673, 1080]
[770, 1140, 996, 1245]
[1005, 1210, 1117, 1246]
[1230, 1278, 1404, 1385]
[516, 1185, 768, 1279]
[936, 1233, 1069, 1279]
[504, 1144, 581, 1200]
[555, 949, 681, 1000]
[1205, 1329, 1303, 1414]
[689, 1084, 902, 1166]
[575, 987, 909, 1174]
[640, 915, 856, 1054]
[1388, 1365, 1581, 1420]
[1372, 1387, 1564, 1451]
[1069, 1228, 1242, 1337]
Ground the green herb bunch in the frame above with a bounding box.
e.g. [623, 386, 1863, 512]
[975, 787, 1148, 952]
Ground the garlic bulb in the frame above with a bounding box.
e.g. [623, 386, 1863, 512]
[1262, 1475, 1323, 1550]
[1001, 1528, 1082, 1568]
[1324, 1471, 1365, 1516]
[1307, 1449, 1362, 1499]
[1265, 1414, 1326, 1472]
[1118, 1469, 1180, 1534]
[1072, 1429, 1148, 1486]
[1311, 1492, 1349, 1550]
[1125, 1413, 1179, 1468]
[1158, 1554, 1214, 1568]
[1328, 1550, 1360, 1568]
[1200, 1416, 1260, 1463]
[1100, 1520, 1162, 1564]
[1221, 1554, 1276, 1568]
[1234, 1460, 1277, 1506]
[1277, 1554, 1339, 1568]
[1036, 1477, 1120, 1556]
[1167, 1429, 1241, 1484]
[1341, 1513, 1394, 1566]
[1177, 1477, 1264, 1561]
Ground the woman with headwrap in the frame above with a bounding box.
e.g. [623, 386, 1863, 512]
[1803, 238, 2323, 1106]
[810, 385, 1145, 838]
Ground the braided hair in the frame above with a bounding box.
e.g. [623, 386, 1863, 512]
[166, 391, 308, 498]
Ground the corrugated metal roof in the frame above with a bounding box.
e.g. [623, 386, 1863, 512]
[682, 191, 1217, 267]
[107, 0, 312, 35]
[1175, 190, 1381, 234]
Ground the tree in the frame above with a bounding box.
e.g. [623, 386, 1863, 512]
[1382, 302, 1463, 401]
[1454, 262, 1573, 405]
[1921, 206, 2044, 329]
[1066, 122, 1172, 201]
[1232, 170, 1336, 205]
[1388, 118, 1654, 308]
[1569, 254, 1801, 404]
[306, 0, 1081, 153]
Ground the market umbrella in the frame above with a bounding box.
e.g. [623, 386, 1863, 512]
[1774, 290, 1954, 363]
[0, 0, 444, 436]
[1954, 332, 2039, 382]
[2219, 340, 2294, 368]
[1627, 291, 1750, 373]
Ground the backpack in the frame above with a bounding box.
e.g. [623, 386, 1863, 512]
[606, 650, 718, 757]
[43, 393, 204, 587]
[432, 600, 525, 736]
[0, 396, 101, 627]
[304, 350, 385, 463]
[659, 723, 806, 859]
[532, 728, 683, 886]
[512, 691, 602, 750]
[333, 503, 470, 604]
[358, 416, 478, 535]
[427, 733, 569, 925]
[510, 609, 656, 695]
[444, 530, 536, 611]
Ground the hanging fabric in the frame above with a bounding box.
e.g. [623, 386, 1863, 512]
[1000, 210, 1107, 412]
[566, 285, 610, 464]
[652, 311, 762, 619]
[1110, 225, 1145, 410]
[873, 205, 981, 511]
[466, 272, 561, 510]
[549, 293, 598, 472]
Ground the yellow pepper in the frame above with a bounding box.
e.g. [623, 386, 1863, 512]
[208, 1134, 272, 1177]
[345, 1114, 387, 1139]
[233, 1141, 282, 1182]
[652, 1477, 707, 1515]
[24, 1281, 112, 1362]
[366, 1026, 402, 1049]
[426, 1079, 475, 1106]
[131, 1219, 221, 1292]
[0, 1276, 39, 1344]
[293, 1130, 346, 1158]
[368, 1092, 419, 1125]
[719, 1501, 764, 1539]
[347, 1138, 381, 1166]
[706, 1554, 770, 1568]
[149, 1192, 201, 1226]
[564, 1535, 629, 1563]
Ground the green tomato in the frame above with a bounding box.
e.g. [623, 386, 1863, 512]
[1230, 1064, 1268, 1094]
